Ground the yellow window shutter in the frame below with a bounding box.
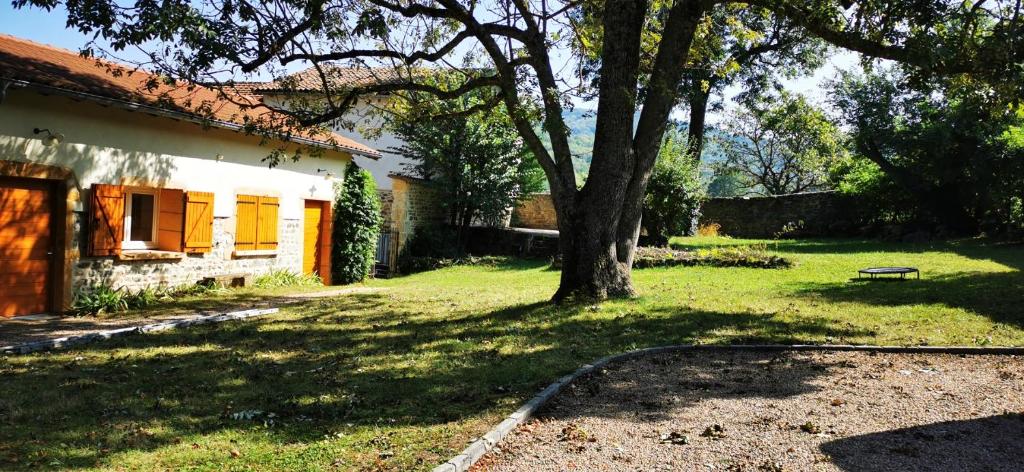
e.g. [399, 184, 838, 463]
[318, 202, 332, 285]
[89, 184, 125, 256]
[235, 195, 259, 251]
[157, 188, 184, 252]
[256, 196, 279, 251]
[183, 191, 215, 253]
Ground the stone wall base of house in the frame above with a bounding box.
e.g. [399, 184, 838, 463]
[73, 217, 304, 292]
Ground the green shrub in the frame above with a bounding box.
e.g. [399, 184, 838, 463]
[332, 163, 382, 284]
[72, 285, 131, 316]
[252, 270, 322, 289]
[642, 128, 705, 245]
[634, 245, 792, 269]
[71, 282, 229, 316]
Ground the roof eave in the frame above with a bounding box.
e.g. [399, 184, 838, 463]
[4, 78, 382, 160]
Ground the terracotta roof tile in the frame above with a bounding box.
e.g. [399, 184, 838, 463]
[255, 66, 411, 93]
[0, 34, 380, 159]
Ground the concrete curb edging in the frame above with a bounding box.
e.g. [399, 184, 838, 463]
[1, 308, 279, 355]
[433, 343, 1024, 472]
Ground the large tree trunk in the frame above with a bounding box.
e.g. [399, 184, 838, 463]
[686, 78, 712, 159]
[552, 191, 636, 301]
[549, 0, 708, 302]
[549, 0, 647, 301]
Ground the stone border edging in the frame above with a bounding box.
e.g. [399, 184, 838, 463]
[433, 343, 1024, 472]
[1, 308, 279, 355]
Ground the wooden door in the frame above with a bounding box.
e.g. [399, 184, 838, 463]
[0, 178, 53, 317]
[303, 201, 324, 278]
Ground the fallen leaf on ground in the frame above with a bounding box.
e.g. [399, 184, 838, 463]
[659, 431, 689, 445]
[701, 424, 726, 439]
[800, 422, 821, 434]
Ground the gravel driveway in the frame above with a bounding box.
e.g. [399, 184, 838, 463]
[474, 350, 1023, 472]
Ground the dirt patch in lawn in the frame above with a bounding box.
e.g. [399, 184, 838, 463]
[474, 350, 1024, 472]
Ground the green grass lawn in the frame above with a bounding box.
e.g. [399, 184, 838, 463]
[1, 237, 1022, 470]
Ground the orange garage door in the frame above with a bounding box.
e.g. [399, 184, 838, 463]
[0, 178, 53, 317]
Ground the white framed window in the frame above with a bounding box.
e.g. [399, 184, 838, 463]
[123, 188, 160, 250]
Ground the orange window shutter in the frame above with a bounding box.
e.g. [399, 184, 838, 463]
[235, 195, 259, 251]
[256, 196, 279, 251]
[157, 188, 185, 252]
[183, 191, 215, 253]
[89, 184, 125, 256]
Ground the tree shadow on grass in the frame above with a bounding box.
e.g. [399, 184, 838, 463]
[0, 293, 865, 470]
[794, 270, 1024, 330]
[819, 414, 1024, 471]
[0, 289, 378, 345]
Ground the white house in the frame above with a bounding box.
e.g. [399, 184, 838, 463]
[0, 34, 381, 318]
[231, 66, 418, 191]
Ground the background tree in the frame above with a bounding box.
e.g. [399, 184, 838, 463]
[716, 92, 845, 196]
[19, 0, 1023, 300]
[389, 85, 545, 244]
[831, 66, 1024, 235]
[641, 127, 704, 246]
[706, 170, 747, 197]
[332, 163, 382, 284]
[679, 6, 828, 160]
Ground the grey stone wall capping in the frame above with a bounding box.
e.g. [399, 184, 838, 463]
[1, 308, 279, 355]
[432, 342, 1024, 472]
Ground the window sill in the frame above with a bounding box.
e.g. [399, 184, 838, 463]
[118, 250, 186, 261]
[232, 249, 279, 258]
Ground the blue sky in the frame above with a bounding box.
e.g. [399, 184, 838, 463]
[0, 3, 149, 63]
[1, 2, 859, 123]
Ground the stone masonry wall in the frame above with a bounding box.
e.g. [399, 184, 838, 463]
[511, 193, 558, 230]
[378, 189, 395, 227]
[698, 191, 849, 238]
[73, 215, 304, 291]
[390, 177, 446, 250]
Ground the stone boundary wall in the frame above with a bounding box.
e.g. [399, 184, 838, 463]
[698, 191, 851, 238]
[464, 227, 559, 259]
[511, 193, 558, 230]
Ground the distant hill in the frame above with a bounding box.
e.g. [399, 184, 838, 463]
[537, 108, 735, 182]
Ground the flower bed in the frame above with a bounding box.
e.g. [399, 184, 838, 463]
[633, 245, 792, 269]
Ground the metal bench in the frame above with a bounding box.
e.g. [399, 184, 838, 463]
[858, 267, 920, 280]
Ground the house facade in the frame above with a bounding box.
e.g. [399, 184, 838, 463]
[235, 67, 418, 192]
[0, 35, 381, 318]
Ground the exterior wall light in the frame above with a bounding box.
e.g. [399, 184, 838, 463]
[33, 128, 64, 146]
[317, 168, 335, 180]
[215, 153, 225, 161]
